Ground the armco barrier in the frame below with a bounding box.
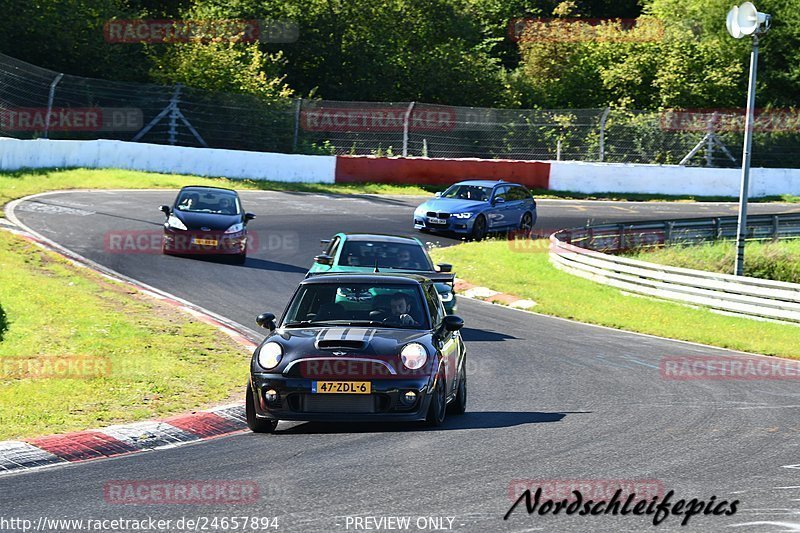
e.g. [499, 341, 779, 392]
[0, 138, 336, 183]
[549, 214, 800, 323]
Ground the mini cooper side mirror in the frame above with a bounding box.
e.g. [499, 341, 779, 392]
[437, 263, 453, 273]
[256, 312, 276, 330]
[159, 205, 171, 216]
[244, 213, 256, 221]
[443, 315, 464, 332]
[314, 254, 333, 265]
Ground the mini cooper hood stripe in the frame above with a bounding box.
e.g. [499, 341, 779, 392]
[316, 328, 376, 343]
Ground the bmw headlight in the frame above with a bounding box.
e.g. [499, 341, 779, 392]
[400, 343, 428, 370]
[414, 205, 426, 217]
[166, 215, 187, 230]
[257, 342, 283, 370]
[451, 212, 473, 219]
[225, 222, 245, 234]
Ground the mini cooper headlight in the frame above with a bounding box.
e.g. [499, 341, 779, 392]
[400, 343, 428, 370]
[258, 342, 283, 370]
[225, 222, 245, 234]
[167, 215, 187, 230]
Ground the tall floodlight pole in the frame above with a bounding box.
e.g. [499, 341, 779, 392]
[726, 2, 771, 276]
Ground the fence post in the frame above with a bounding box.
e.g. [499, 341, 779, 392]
[167, 84, 183, 146]
[772, 214, 779, 241]
[293, 98, 302, 152]
[402, 102, 415, 157]
[705, 113, 716, 167]
[43, 73, 64, 140]
[598, 107, 611, 162]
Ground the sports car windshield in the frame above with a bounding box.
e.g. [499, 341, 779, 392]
[283, 283, 429, 329]
[175, 189, 240, 215]
[339, 241, 434, 271]
[441, 185, 492, 202]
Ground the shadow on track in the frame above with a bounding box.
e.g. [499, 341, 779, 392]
[460, 327, 517, 342]
[171, 254, 308, 274]
[272, 411, 586, 435]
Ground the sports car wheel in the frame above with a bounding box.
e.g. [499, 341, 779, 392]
[519, 211, 533, 236]
[246, 383, 278, 433]
[426, 375, 447, 427]
[470, 215, 487, 242]
[448, 363, 467, 415]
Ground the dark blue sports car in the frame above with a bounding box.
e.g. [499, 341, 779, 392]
[413, 180, 537, 240]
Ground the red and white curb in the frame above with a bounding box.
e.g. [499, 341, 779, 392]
[1, 193, 262, 476]
[0, 403, 247, 475]
[454, 279, 536, 310]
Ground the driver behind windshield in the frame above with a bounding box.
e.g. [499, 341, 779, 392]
[386, 293, 417, 326]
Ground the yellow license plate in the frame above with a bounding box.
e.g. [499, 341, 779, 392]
[192, 238, 218, 246]
[312, 381, 371, 394]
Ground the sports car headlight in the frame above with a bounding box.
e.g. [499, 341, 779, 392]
[257, 342, 283, 370]
[439, 290, 454, 303]
[166, 215, 187, 230]
[225, 222, 245, 234]
[451, 212, 473, 219]
[400, 343, 428, 370]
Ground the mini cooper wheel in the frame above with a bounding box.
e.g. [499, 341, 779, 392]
[246, 383, 278, 433]
[426, 375, 447, 427]
[448, 363, 467, 415]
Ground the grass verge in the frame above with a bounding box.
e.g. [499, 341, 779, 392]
[0, 230, 251, 440]
[1, 168, 798, 220]
[430, 239, 800, 359]
[625, 240, 800, 284]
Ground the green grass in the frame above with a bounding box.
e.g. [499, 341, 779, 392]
[0, 230, 252, 440]
[430, 239, 800, 360]
[625, 240, 800, 284]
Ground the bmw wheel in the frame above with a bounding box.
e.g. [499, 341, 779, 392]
[470, 215, 487, 242]
[246, 383, 278, 433]
[519, 211, 534, 237]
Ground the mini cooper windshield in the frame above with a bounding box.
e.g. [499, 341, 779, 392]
[339, 241, 433, 271]
[283, 282, 430, 329]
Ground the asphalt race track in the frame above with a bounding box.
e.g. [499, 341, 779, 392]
[3, 190, 800, 532]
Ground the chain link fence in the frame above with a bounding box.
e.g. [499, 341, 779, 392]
[2, 52, 799, 167]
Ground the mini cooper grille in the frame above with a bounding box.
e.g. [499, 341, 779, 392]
[302, 394, 377, 413]
[316, 339, 366, 351]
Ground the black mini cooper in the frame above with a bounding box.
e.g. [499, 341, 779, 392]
[246, 274, 467, 432]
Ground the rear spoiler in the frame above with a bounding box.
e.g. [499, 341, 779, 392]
[420, 272, 456, 284]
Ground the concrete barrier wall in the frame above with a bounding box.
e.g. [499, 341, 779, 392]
[0, 138, 336, 183]
[4, 138, 800, 197]
[335, 155, 551, 189]
[548, 161, 800, 197]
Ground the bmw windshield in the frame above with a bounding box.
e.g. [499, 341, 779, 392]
[440, 185, 492, 202]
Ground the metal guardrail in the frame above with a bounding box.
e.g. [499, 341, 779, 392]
[549, 213, 800, 323]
